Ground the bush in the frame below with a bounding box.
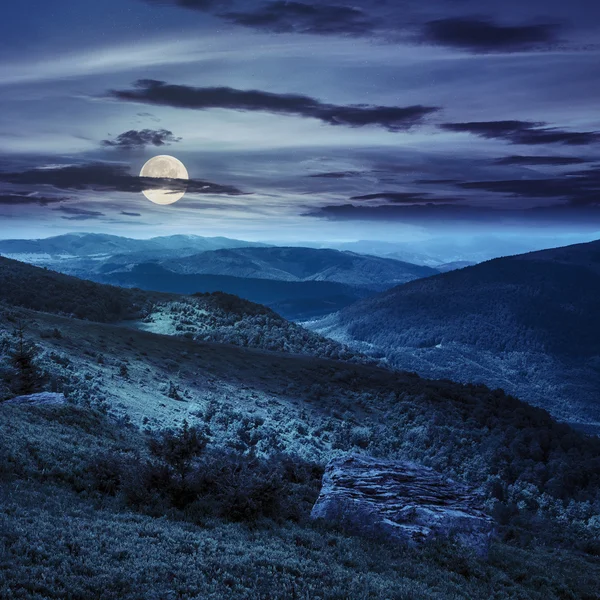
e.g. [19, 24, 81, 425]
[89, 423, 323, 525]
[148, 420, 209, 481]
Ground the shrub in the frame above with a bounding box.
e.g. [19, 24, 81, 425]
[148, 420, 209, 482]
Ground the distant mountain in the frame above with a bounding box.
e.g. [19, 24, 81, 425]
[0, 236, 437, 319]
[161, 247, 437, 289]
[0, 232, 267, 259]
[309, 240, 600, 426]
[294, 234, 599, 268]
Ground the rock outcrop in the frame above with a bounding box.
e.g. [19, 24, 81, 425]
[311, 455, 494, 555]
[3, 392, 67, 406]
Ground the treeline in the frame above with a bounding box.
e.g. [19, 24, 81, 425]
[339, 257, 600, 359]
[0, 256, 154, 322]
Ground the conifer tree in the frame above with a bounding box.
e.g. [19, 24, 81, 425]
[10, 321, 43, 396]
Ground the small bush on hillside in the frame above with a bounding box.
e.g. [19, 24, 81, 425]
[148, 420, 209, 481]
[89, 421, 323, 524]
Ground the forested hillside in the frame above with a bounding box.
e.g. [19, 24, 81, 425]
[309, 240, 600, 426]
[0, 256, 360, 361]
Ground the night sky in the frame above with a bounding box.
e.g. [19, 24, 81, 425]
[1, 0, 599, 242]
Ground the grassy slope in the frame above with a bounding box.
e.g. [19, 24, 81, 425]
[2, 404, 599, 600]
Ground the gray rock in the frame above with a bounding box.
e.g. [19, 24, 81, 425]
[311, 455, 494, 555]
[3, 392, 67, 406]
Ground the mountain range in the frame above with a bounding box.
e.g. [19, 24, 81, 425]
[0, 234, 437, 319]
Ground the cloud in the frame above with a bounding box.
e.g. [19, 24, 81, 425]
[441, 121, 600, 146]
[0, 193, 65, 206]
[55, 206, 106, 221]
[146, 0, 217, 9]
[143, 2, 575, 56]
[494, 155, 590, 166]
[120, 211, 142, 216]
[306, 202, 600, 226]
[414, 179, 461, 185]
[458, 167, 600, 205]
[351, 192, 438, 203]
[0, 163, 245, 195]
[110, 79, 439, 131]
[308, 171, 363, 179]
[222, 1, 375, 36]
[102, 129, 181, 149]
[421, 18, 560, 53]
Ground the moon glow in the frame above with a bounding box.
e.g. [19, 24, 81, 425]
[140, 155, 189, 205]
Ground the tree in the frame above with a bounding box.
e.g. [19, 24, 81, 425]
[9, 321, 44, 396]
[149, 420, 209, 482]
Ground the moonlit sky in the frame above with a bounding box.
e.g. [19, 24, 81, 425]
[1, 0, 599, 244]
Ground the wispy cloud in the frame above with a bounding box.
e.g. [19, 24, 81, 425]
[110, 79, 439, 131]
[222, 1, 375, 36]
[306, 202, 600, 226]
[441, 121, 600, 146]
[420, 18, 561, 53]
[0, 163, 245, 196]
[350, 192, 459, 204]
[102, 129, 182, 149]
[55, 206, 106, 221]
[494, 155, 590, 166]
[0, 193, 66, 206]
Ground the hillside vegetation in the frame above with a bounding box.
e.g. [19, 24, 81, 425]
[309, 240, 600, 426]
[1, 303, 600, 597]
[0, 256, 361, 361]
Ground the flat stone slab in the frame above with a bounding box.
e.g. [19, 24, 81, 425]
[311, 455, 495, 555]
[3, 392, 67, 406]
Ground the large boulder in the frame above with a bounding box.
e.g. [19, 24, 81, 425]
[3, 392, 67, 406]
[311, 455, 494, 555]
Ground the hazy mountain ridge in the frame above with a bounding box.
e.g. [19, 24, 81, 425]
[308, 240, 600, 426]
[0, 234, 438, 320]
[0, 232, 269, 257]
[162, 247, 437, 288]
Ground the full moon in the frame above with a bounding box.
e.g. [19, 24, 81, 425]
[139, 155, 189, 205]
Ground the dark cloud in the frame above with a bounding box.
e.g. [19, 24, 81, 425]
[308, 171, 363, 178]
[351, 192, 436, 203]
[0, 163, 245, 196]
[458, 167, 600, 206]
[143, 1, 574, 56]
[145, 0, 218, 9]
[441, 121, 600, 146]
[494, 155, 590, 166]
[0, 193, 65, 206]
[120, 211, 142, 217]
[102, 129, 181, 149]
[110, 79, 439, 131]
[55, 206, 105, 221]
[222, 1, 374, 36]
[421, 18, 560, 52]
[306, 203, 600, 226]
[414, 179, 461, 185]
